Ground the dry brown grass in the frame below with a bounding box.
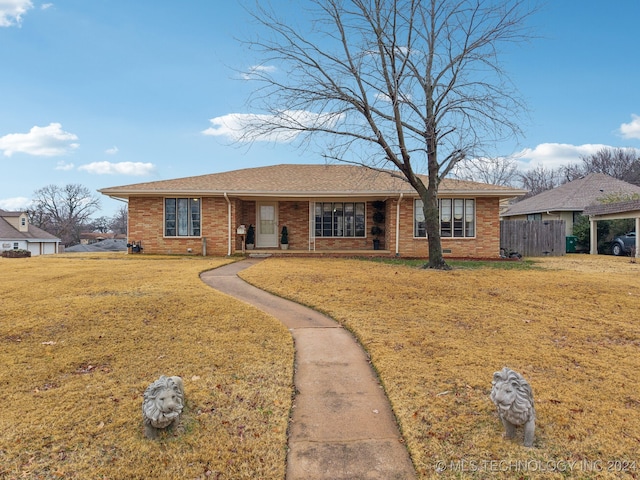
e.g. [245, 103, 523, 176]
[240, 254, 640, 480]
[0, 253, 293, 480]
[4, 252, 639, 479]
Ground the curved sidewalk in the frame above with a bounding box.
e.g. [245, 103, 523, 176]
[200, 259, 416, 480]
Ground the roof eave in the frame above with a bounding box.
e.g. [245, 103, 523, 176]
[502, 207, 585, 217]
[441, 189, 526, 197]
[100, 188, 527, 199]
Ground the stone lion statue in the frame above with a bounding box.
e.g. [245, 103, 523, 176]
[490, 367, 536, 447]
[142, 375, 184, 439]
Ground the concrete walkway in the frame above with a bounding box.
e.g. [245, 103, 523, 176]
[200, 259, 416, 480]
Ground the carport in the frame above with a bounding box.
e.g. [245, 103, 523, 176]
[583, 200, 640, 257]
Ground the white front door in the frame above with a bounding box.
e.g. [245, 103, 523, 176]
[257, 202, 278, 247]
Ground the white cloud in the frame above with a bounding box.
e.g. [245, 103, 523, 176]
[375, 91, 413, 103]
[105, 146, 119, 155]
[202, 110, 343, 143]
[514, 143, 609, 171]
[241, 65, 277, 80]
[41, 3, 53, 10]
[0, 0, 33, 27]
[0, 123, 79, 157]
[78, 161, 155, 176]
[0, 196, 30, 210]
[55, 160, 74, 171]
[202, 113, 295, 142]
[620, 114, 640, 140]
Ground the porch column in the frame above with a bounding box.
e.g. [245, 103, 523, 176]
[308, 202, 315, 251]
[224, 193, 232, 256]
[589, 218, 598, 255]
[395, 193, 403, 256]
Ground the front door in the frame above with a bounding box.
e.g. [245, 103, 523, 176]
[256, 202, 278, 247]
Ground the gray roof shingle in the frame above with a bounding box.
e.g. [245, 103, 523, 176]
[0, 211, 61, 241]
[502, 173, 640, 217]
[583, 199, 640, 217]
[99, 164, 525, 199]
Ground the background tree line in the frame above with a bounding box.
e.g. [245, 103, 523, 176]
[454, 146, 640, 251]
[454, 146, 640, 195]
[25, 147, 638, 248]
[28, 148, 640, 246]
[28, 184, 127, 247]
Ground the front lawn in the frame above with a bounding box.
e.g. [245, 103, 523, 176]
[3, 252, 639, 479]
[240, 254, 640, 479]
[0, 254, 293, 480]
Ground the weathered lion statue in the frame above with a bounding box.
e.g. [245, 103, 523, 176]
[142, 375, 184, 439]
[490, 367, 536, 447]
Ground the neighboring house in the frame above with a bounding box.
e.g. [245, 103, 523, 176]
[501, 173, 640, 235]
[80, 232, 126, 245]
[0, 209, 60, 256]
[99, 164, 525, 258]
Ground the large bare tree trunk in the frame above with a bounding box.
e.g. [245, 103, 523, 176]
[238, 0, 536, 268]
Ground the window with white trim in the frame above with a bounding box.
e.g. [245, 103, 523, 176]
[314, 202, 365, 237]
[165, 198, 201, 237]
[414, 199, 475, 238]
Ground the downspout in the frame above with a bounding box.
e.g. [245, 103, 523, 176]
[395, 193, 403, 256]
[636, 217, 640, 258]
[224, 193, 232, 256]
[108, 196, 129, 254]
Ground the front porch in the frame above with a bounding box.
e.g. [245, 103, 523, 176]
[241, 248, 394, 258]
[236, 199, 390, 255]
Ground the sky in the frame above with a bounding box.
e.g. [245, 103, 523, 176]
[1, 0, 640, 218]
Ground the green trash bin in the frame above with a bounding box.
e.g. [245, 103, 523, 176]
[566, 235, 578, 253]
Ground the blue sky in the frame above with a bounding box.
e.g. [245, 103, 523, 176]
[1, 1, 639, 217]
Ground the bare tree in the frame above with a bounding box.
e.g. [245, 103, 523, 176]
[89, 216, 111, 234]
[109, 205, 128, 235]
[29, 184, 101, 246]
[241, 0, 536, 268]
[453, 156, 520, 186]
[517, 165, 563, 198]
[563, 147, 640, 185]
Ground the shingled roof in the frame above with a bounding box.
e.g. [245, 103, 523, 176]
[502, 173, 640, 217]
[583, 199, 640, 217]
[0, 210, 60, 241]
[99, 164, 524, 199]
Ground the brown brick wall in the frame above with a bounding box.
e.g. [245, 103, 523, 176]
[278, 200, 386, 251]
[393, 196, 500, 258]
[128, 196, 501, 258]
[128, 196, 234, 256]
[277, 201, 309, 249]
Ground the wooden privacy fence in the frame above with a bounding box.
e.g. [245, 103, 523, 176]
[500, 220, 566, 257]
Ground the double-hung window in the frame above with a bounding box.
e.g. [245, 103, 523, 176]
[414, 198, 475, 238]
[165, 198, 201, 237]
[315, 202, 365, 237]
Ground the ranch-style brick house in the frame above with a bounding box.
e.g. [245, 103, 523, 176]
[99, 164, 525, 258]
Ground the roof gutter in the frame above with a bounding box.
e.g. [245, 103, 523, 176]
[224, 192, 232, 256]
